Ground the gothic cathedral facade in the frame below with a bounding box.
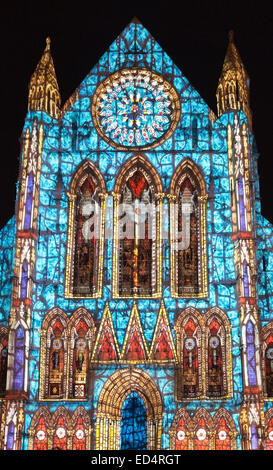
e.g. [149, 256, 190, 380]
[0, 19, 273, 450]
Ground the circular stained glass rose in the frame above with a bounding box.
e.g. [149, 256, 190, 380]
[92, 68, 180, 150]
[75, 429, 85, 440]
[209, 336, 220, 349]
[36, 430, 46, 441]
[56, 427, 66, 439]
[185, 337, 196, 351]
[218, 430, 227, 441]
[266, 347, 273, 360]
[177, 430, 186, 441]
[196, 428, 206, 441]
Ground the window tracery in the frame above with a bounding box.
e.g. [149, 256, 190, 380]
[169, 159, 207, 298]
[91, 68, 180, 151]
[113, 155, 163, 298]
[261, 323, 273, 398]
[65, 160, 106, 298]
[72, 407, 91, 450]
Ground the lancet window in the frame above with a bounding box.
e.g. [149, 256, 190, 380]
[169, 159, 207, 298]
[113, 155, 163, 298]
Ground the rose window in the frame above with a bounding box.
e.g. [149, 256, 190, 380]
[92, 68, 180, 150]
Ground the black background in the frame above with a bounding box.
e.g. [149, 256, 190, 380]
[0, 0, 272, 228]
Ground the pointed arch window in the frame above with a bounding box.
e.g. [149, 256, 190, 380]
[169, 159, 207, 298]
[265, 411, 273, 450]
[175, 309, 203, 400]
[20, 260, 29, 299]
[33, 414, 50, 450]
[52, 414, 69, 450]
[113, 155, 163, 298]
[13, 326, 25, 391]
[193, 415, 210, 450]
[205, 309, 232, 398]
[65, 161, 106, 298]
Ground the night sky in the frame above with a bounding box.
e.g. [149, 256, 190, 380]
[0, 0, 272, 228]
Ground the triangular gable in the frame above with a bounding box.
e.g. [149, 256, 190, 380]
[120, 302, 149, 361]
[61, 19, 210, 118]
[91, 303, 120, 361]
[149, 301, 177, 361]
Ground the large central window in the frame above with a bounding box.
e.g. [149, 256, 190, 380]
[113, 155, 163, 298]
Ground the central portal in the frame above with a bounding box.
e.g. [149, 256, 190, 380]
[120, 392, 147, 450]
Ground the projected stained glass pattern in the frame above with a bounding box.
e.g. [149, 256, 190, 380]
[92, 68, 180, 150]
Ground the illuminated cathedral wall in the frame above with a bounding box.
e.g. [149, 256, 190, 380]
[0, 19, 272, 450]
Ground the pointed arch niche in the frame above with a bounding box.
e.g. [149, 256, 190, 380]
[39, 308, 68, 400]
[112, 155, 163, 298]
[96, 368, 162, 450]
[175, 307, 203, 401]
[169, 159, 208, 298]
[67, 308, 96, 399]
[65, 160, 107, 298]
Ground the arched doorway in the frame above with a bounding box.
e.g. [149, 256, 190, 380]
[120, 392, 147, 450]
[96, 368, 162, 450]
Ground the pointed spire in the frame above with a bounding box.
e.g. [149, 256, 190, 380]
[28, 37, 61, 119]
[216, 30, 252, 127]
